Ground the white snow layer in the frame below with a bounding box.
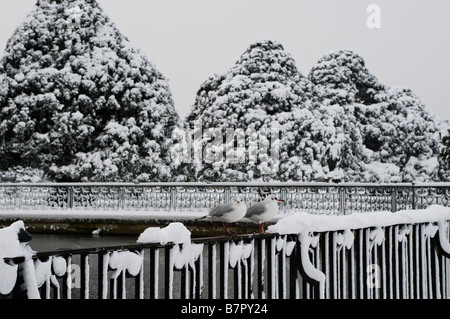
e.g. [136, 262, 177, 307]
[0, 221, 39, 298]
[137, 222, 191, 245]
[137, 222, 203, 269]
[137, 222, 203, 298]
[268, 205, 450, 234]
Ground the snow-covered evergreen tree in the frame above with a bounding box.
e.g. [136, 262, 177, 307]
[187, 40, 318, 181]
[0, 0, 186, 182]
[362, 87, 448, 182]
[309, 50, 382, 182]
[189, 45, 449, 183]
[309, 50, 449, 182]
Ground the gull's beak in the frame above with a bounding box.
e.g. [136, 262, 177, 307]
[277, 199, 284, 202]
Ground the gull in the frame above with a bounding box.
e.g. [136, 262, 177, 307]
[245, 195, 284, 234]
[196, 197, 247, 235]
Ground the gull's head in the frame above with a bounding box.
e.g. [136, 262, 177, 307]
[265, 195, 284, 203]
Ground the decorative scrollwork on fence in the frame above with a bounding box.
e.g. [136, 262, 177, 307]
[0, 183, 448, 214]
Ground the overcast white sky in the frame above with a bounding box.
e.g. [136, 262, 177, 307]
[0, 0, 449, 120]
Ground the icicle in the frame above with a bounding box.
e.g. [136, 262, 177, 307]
[369, 227, 384, 250]
[285, 241, 296, 257]
[229, 241, 243, 268]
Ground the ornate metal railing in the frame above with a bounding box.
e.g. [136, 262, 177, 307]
[3, 217, 450, 299]
[0, 182, 448, 215]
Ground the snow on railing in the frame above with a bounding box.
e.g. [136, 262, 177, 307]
[2, 205, 450, 299]
[0, 182, 448, 215]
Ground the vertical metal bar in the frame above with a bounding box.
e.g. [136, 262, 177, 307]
[340, 238, 346, 299]
[65, 255, 72, 299]
[170, 186, 176, 211]
[386, 227, 393, 299]
[347, 234, 355, 299]
[117, 272, 125, 299]
[419, 224, 426, 298]
[257, 238, 265, 299]
[289, 240, 299, 299]
[413, 224, 420, 298]
[322, 232, 330, 299]
[80, 253, 88, 299]
[219, 242, 227, 299]
[278, 238, 286, 299]
[165, 246, 172, 299]
[330, 232, 337, 299]
[119, 186, 125, 210]
[339, 186, 346, 215]
[135, 249, 144, 299]
[430, 236, 439, 299]
[408, 227, 415, 299]
[248, 239, 255, 299]
[17, 186, 22, 210]
[181, 266, 187, 299]
[149, 247, 156, 299]
[391, 187, 397, 213]
[234, 258, 240, 299]
[68, 186, 74, 209]
[208, 243, 216, 299]
[195, 256, 202, 299]
[97, 251, 107, 299]
[394, 226, 400, 298]
[267, 238, 274, 299]
[355, 229, 363, 299]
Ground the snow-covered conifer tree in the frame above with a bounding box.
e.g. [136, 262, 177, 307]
[0, 0, 186, 182]
[187, 40, 317, 181]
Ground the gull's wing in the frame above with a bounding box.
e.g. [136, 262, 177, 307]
[208, 202, 235, 218]
[245, 202, 266, 218]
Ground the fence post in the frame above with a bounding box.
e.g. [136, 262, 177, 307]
[339, 186, 346, 215]
[68, 186, 74, 209]
[17, 186, 21, 210]
[391, 187, 397, 213]
[170, 186, 177, 211]
[411, 183, 416, 210]
[119, 186, 125, 210]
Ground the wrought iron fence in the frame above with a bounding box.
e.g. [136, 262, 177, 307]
[0, 182, 448, 214]
[3, 219, 450, 299]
